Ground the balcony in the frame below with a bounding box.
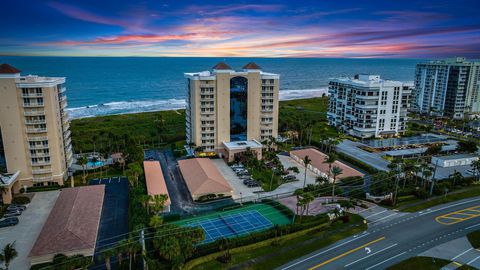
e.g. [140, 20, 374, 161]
[29, 144, 49, 150]
[22, 92, 43, 98]
[33, 176, 53, 182]
[64, 129, 71, 138]
[59, 95, 67, 102]
[27, 127, 47, 133]
[23, 103, 44, 108]
[28, 136, 48, 142]
[31, 160, 51, 166]
[59, 87, 66, 93]
[24, 110, 45, 116]
[32, 168, 52, 174]
[25, 119, 46, 125]
[31, 152, 50, 158]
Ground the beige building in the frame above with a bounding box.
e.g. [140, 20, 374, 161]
[0, 64, 72, 203]
[185, 62, 279, 159]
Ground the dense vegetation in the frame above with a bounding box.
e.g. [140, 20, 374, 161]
[386, 257, 451, 270]
[467, 230, 480, 248]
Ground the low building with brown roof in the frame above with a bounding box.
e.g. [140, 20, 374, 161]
[178, 158, 233, 201]
[29, 185, 105, 265]
[143, 161, 171, 212]
[290, 148, 364, 181]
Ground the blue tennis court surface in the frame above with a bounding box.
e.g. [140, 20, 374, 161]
[185, 210, 273, 243]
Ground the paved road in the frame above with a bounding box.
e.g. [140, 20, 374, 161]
[278, 196, 480, 270]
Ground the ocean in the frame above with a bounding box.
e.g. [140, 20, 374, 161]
[0, 56, 420, 119]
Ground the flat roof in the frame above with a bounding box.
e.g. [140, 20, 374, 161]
[290, 148, 364, 179]
[143, 161, 171, 206]
[223, 140, 263, 150]
[30, 185, 104, 259]
[433, 154, 479, 161]
[178, 158, 233, 197]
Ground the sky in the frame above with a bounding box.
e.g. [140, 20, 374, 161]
[1, 0, 479, 58]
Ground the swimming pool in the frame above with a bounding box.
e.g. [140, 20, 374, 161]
[87, 161, 104, 167]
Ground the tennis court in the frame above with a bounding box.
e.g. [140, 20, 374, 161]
[176, 203, 291, 243]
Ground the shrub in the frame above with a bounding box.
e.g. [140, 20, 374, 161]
[163, 213, 181, 222]
[12, 196, 31, 205]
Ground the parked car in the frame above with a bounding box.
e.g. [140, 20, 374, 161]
[0, 217, 19, 228]
[6, 205, 26, 212]
[3, 210, 22, 218]
[283, 175, 297, 181]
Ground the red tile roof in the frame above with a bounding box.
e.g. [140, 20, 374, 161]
[212, 62, 232, 70]
[178, 158, 232, 197]
[243, 62, 261, 69]
[0, 64, 21, 74]
[143, 161, 171, 206]
[29, 185, 105, 258]
[290, 148, 364, 179]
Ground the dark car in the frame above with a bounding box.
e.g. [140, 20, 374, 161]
[7, 204, 26, 212]
[0, 217, 19, 227]
[3, 210, 21, 218]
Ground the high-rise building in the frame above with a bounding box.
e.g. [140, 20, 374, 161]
[327, 74, 412, 138]
[184, 62, 279, 161]
[412, 57, 480, 119]
[0, 64, 72, 203]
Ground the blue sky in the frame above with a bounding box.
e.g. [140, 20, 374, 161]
[1, 0, 479, 57]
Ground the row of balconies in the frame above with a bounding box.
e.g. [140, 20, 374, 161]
[31, 160, 51, 166]
[32, 168, 52, 175]
[29, 143, 49, 150]
[33, 176, 53, 182]
[27, 127, 47, 133]
[23, 102, 44, 108]
[22, 92, 43, 98]
[25, 119, 46, 125]
[24, 110, 45, 116]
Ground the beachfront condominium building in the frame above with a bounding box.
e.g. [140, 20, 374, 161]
[412, 57, 480, 119]
[327, 74, 412, 138]
[184, 62, 279, 160]
[0, 64, 72, 203]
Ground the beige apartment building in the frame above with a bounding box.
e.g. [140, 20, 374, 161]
[185, 62, 279, 161]
[0, 64, 72, 203]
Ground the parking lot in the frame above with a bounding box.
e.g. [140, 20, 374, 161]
[0, 191, 60, 270]
[211, 159, 262, 200]
[90, 177, 129, 268]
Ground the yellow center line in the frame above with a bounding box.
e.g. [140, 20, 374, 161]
[308, 237, 386, 270]
[453, 261, 462, 266]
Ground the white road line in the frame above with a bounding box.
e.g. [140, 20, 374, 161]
[371, 213, 398, 224]
[280, 233, 371, 270]
[419, 197, 480, 216]
[364, 210, 388, 219]
[467, 254, 480, 265]
[451, 248, 473, 261]
[344, 243, 398, 267]
[365, 251, 407, 270]
[466, 223, 480, 230]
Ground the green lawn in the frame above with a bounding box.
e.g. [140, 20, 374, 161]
[400, 185, 480, 212]
[192, 214, 367, 270]
[386, 256, 451, 270]
[174, 203, 292, 227]
[250, 168, 283, 191]
[467, 230, 480, 249]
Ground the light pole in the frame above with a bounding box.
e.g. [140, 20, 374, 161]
[240, 192, 243, 205]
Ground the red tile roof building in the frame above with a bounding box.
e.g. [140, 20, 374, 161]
[290, 148, 364, 180]
[143, 161, 171, 212]
[212, 62, 232, 70]
[29, 185, 105, 265]
[0, 63, 21, 74]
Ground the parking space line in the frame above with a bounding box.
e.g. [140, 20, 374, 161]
[451, 248, 473, 260]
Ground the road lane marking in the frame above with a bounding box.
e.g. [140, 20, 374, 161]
[466, 223, 480, 230]
[370, 213, 398, 225]
[467, 254, 480, 265]
[364, 210, 387, 219]
[344, 243, 398, 267]
[365, 251, 407, 270]
[453, 261, 462, 266]
[308, 237, 386, 270]
[419, 198, 480, 216]
[451, 248, 473, 260]
[280, 233, 371, 270]
[435, 205, 480, 225]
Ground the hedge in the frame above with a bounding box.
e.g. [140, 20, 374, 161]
[12, 196, 31, 205]
[183, 222, 331, 270]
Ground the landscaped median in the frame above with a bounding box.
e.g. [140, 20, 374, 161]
[467, 230, 480, 249]
[386, 256, 452, 270]
[184, 214, 367, 270]
[399, 185, 480, 212]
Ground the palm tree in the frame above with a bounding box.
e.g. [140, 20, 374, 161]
[77, 154, 88, 184]
[293, 189, 303, 215]
[123, 236, 141, 270]
[151, 194, 169, 214]
[302, 155, 311, 188]
[331, 166, 343, 200]
[303, 193, 315, 216]
[450, 171, 464, 187]
[471, 159, 480, 182]
[100, 248, 116, 270]
[0, 242, 18, 270]
[323, 153, 337, 180]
